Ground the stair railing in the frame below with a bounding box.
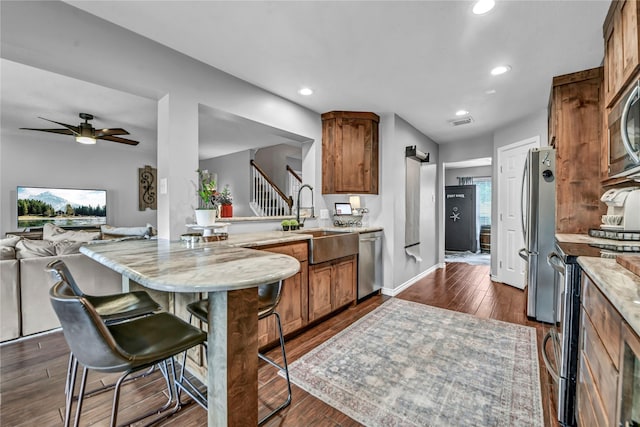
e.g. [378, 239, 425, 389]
[250, 160, 293, 216]
[286, 165, 302, 206]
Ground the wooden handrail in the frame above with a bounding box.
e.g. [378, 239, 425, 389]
[250, 160, 293, 209]
[286, 165, 302, 183]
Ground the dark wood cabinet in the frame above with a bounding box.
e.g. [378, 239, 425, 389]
[604, 0, 640, 107]
[321, 111, 379, 194]
[549, 67, 605, 234]
[308, 255, 357, 322]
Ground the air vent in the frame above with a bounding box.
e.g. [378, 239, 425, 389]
[449, 116, 474, 127]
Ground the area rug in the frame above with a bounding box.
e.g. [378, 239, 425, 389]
[287, 298, 543, 427]
[445, 250, 491, 265]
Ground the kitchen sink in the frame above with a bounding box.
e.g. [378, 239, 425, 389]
[295, 229, 359, 264]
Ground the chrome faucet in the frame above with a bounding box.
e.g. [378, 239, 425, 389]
[296, 184, 314, 226]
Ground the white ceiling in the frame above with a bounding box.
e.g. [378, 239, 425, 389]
[65, 0, 611, 145]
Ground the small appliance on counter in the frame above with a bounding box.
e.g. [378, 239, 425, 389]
[600, 187, 640, 231]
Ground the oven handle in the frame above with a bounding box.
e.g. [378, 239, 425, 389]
[621, 80, 640, 163]
[547, 252, 565, 275]
[542, 331, 560, 383]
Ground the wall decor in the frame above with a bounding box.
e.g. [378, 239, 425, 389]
[138, 165, 157, 210]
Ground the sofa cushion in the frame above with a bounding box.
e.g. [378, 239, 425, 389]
[43, 223, 100, 243]
[0, 259, 20, 341]
[54, 241, 85, 255]
[101, 224, 151, 240]
[15, 239, 56, 259]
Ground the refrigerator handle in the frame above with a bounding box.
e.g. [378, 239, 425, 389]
[520, 157, 528, 242]
[547, 252, 565, 275]
[518, 248, 529, 261]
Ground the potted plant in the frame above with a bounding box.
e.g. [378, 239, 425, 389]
[289, 219, 299, 230]
[219, 185, 233, 218]
[195, 169, 220, 226]
[281, 219, 291, 231]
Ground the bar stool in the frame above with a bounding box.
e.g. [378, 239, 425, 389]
[177, 281, 292, 425]
[45, 260, 162, 417]
[49, 279, 207, 427]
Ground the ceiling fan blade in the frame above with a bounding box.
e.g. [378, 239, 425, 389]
[99, 135, 140, 146]
[19, 127, 75, 135]
[95, 128, 130, 137]
[36, 117, 80, 135]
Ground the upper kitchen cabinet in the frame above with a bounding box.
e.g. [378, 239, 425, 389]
[604, 0, 640, 107]
[321, 111, 380, 194]
[549, 67, 604, 234]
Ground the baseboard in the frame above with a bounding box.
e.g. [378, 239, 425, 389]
[0, 327, 61, 346]
[381, 263, 445, 297]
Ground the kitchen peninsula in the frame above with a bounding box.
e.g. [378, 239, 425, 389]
[80, 238, 301, 427]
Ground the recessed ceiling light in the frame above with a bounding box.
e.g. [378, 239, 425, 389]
[473, 0, 495, 15]
[298, 87, 313, 96]
[455, 110, 469, 116]
[490, 65, 511, 76]
[485, 89, 497, 95]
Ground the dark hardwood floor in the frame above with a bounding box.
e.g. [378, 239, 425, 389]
[0, 262, 557, 426]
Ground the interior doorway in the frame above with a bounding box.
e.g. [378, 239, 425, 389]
[442, 157, 492, 266]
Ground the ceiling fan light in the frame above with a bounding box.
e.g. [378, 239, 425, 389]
[76, 136, 97, 144]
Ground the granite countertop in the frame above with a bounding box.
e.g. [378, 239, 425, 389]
[557, 233, 640, 248]
[80, 239, 300, 293]
[578, 256, 640, 336]
[219, 227, 383, 248]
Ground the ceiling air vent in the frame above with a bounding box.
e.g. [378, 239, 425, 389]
[449, 116, 474, 127]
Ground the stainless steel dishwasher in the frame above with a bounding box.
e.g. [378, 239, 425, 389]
[358, 230, 383, 300]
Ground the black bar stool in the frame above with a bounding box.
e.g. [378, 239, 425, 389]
[177, 280, 292, 425]
[49, 279, 206, 427]
[45, 260, 162, 421]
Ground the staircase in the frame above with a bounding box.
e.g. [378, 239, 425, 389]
[250, 160, 293, 216]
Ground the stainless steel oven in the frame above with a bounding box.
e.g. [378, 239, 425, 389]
[546, 247, 582, 427]
[608, 78, 640, 178]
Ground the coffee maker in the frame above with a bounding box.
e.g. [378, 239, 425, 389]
[600, 187, 640, 231]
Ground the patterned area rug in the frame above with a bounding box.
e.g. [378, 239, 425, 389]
[287, 299, 542, 426]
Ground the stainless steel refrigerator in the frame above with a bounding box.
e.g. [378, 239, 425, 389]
[518, 147, 556, 323]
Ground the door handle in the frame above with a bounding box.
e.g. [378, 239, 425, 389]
[518, 248, 529, 261]
[520, 158, 529, 242]
[541, 331, 560, 383]
[547, 252, 565, 275]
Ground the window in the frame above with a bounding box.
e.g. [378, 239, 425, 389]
[473, 177, 491, 226]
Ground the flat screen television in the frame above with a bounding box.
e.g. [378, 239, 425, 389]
[17, 186, 107, 229]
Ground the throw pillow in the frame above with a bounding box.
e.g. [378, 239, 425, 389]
[101, 224, 151, 240]
[43, 223, 100, 243]
[15, 239, 56, 259]
[54, 241, 85, 255]
[0, 247, 16, 260]
[0, 235, 21, 248]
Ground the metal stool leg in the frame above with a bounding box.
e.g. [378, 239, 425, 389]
[258, 311, 292, 425]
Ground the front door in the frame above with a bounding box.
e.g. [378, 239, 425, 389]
[496, 136, 539, 289]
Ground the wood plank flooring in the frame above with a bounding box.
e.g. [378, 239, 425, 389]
[0, 262, 557, 426]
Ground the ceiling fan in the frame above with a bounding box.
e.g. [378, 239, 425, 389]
[20, 113, 139, 146]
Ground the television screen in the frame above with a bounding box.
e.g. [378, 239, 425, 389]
[17, 186, 107, 228]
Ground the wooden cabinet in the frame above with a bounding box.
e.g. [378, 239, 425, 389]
[321, 111, 379, 194]
[548, 68, 605, 234]
[258, 241, 309, 348]
[308, 255, 357, 322]
[577, 272, 622, 427]
[604, 0, 640, 107]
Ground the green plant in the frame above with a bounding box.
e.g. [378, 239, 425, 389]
[289, 219, 299, 226]
[219, 185, 232, 205]
[280, 219, 291, 227]
[196, 169, 220, 209]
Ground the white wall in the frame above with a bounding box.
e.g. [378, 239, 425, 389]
[254, 144, 302, 194]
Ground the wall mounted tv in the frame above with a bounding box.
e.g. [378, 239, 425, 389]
[17, 186, 107, 229]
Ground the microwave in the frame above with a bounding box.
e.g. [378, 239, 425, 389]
[608, 79, 640, 178]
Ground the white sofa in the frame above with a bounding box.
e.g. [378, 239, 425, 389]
[0, 224, 169, 341]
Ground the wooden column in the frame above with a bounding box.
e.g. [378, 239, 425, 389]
[207, 288, 258, 426]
